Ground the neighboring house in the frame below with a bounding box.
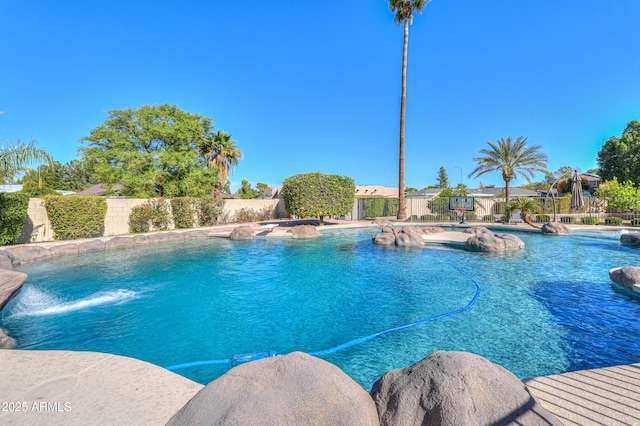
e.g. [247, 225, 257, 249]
[469, 186, 540, 198]
[355, 186, 398, 198]
[580, 173, 602, 194]
[405, 188, 443, 199]
[74, 184, 124, 196]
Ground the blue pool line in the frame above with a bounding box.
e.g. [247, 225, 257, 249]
[165, 262, 481, 372]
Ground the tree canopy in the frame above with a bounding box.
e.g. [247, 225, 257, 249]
[282, 172, 355, 224]
[597, 120, 640, 185]
[19, 160, 97, 196]
[0, 138, 51, 183]
[79, 104, 231, 198]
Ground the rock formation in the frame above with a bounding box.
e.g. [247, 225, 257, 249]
[620, 233, 640, 247]
[541, 222, 571, 235]
[370, 351, 561, 426]
[287, 225, 321, 239]
[228, 226, 255, 241]
[464, 232, 525, 252]
[609, 266, 640, 293]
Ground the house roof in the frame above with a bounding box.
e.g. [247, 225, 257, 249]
[74, 184, 124, 196]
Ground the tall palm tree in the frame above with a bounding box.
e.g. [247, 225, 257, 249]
[468, 136, 548, 204]
[203, 130, 242, 198]
[0, 138, 51, 183]
[389, 0, 430, 221]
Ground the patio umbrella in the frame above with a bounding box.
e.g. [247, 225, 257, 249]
[571, 170, 585, 210]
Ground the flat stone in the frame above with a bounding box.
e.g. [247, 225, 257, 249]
[464, 226, 492, 234]
[77, 239, 106, 253]
[49, 243, 79, 257]
[169, 352, 379, 426]
[132, 235, 149, 245]
[0, 269, 27, 311]
[0, 350, 203, 425]
[420, 226, 445, 234]
[1, 246, 52, 264]
[105, 237, 136, 250]
[181, 230, 209, 240]
[371, 351, 561, 426]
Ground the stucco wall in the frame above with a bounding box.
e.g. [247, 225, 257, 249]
[24, 198, 284, 242]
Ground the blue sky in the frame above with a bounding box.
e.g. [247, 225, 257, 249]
[2, 1, 639, 192]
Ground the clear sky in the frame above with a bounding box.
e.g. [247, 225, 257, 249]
[2, 1, 639, 192]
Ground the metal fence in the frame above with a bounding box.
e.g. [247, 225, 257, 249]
[348, 196, 640, 226]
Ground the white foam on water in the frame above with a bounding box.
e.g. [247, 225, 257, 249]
[7, 286, 138, 318]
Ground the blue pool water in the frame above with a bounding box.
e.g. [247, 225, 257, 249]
[1, 227, 639, 390]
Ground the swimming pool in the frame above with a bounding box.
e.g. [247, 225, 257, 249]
[1, 227, 639, 389]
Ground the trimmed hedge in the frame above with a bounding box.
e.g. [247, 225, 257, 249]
[362, 197, 398, 218]
[631, 218, 640, 227]
[283, 172, 355, 222]
[581, 216, 600, 225]
[199, 199, 225, 226]
[536, 214, 551, 223]
[560, 216, 577, 224]
[421, 214, 436, 222]
[0, 193, 29, 246]
[129, 199, 171, 233]
[171, 197, 199, 229]
[44, 196, 107, 240]
[483, 214, 496, 222]
[605, 216, 624, 226]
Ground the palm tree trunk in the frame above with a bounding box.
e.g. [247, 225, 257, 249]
[397, 18, 409, 221]
[504, 178, 511, 205]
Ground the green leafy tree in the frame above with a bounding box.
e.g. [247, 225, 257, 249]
[20, 160, 98, 196]
[436, 166, 450, 188]
[282, 172, 355, 224]
[468, 136, 548, 204]
[0, 138, 51, 183]
[405, 187, 418, 192]
[597, 120, 640, 185]
[237, 179, 259, 199]
[255, 182, 271, 199]
[594, 177, 640, 212]
[203, 130, 242, 198]
[80, 104, 221, 198]
[389, 0, 430, 220]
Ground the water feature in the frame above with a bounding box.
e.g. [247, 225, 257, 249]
[1, 227, 639, 390]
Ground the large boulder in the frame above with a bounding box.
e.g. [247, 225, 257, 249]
[0, 269, 27, 311]
[0, 327, 16, 349]
[372, 231, 396, 246]
[620, 233, 640, 247]
[609, 266, 640, 292]
[370, 351, 561, 426]
[541, 222, 571, 235]
[395, 227, 424, 247]
[0, 251, 18, 271]
[229, 225, 255, 241]
[168, 352, 379, 426]
[288, 224, 321, 239]
[465, 232, 525, 252]
[421, 226, 445, 235]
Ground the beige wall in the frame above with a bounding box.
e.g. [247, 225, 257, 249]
[24, 198, 283, 242]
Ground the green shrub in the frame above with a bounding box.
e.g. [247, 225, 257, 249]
[362, 197, 398, 218]
[492, 201, 507, 215]
[0, 193, 29, 246]
[44, 196, 107, 240]
[436, 214, 450, 222]
[409, 215, 418, 222]
[560, 216, 576, 224]
[128, 199, 171, 233]
[483, 214, 496, 222]
[421, 214, 436, 222]
[581, 216, 600, 225]
[199, 198, 225, 226]
[605, 216, 625, 226]
[170, 197, 199, 229]
[631, 218, 640, 227]
[232, 206, 274, 223]
[536, 214, 551, 223]
[283, 172, 355, 223]
[464, 211, 477, 221]
[427, 197, 449, 215]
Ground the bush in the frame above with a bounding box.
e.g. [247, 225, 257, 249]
[44, 196, 107, 240]
[482, 214, 496, 222]
[436, 214, 450, 222]
[409, 215, 418, 222]
[421, 214, 436, 222]
[232, 206, 274, 223]
[283, 172, 355, 222]
[463, 211, 477, 221]
[199, 198, 225, 226]
[560, 216, 577, 224]
[170, 198, 199, 229]
[631, 218, 640, 227]
[0, 193, 29, 245]
[492, 201, 507, 215]
[581, 216, 600, 225]
[605, 216, 625, 226]
[128, 199, 171, 233]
